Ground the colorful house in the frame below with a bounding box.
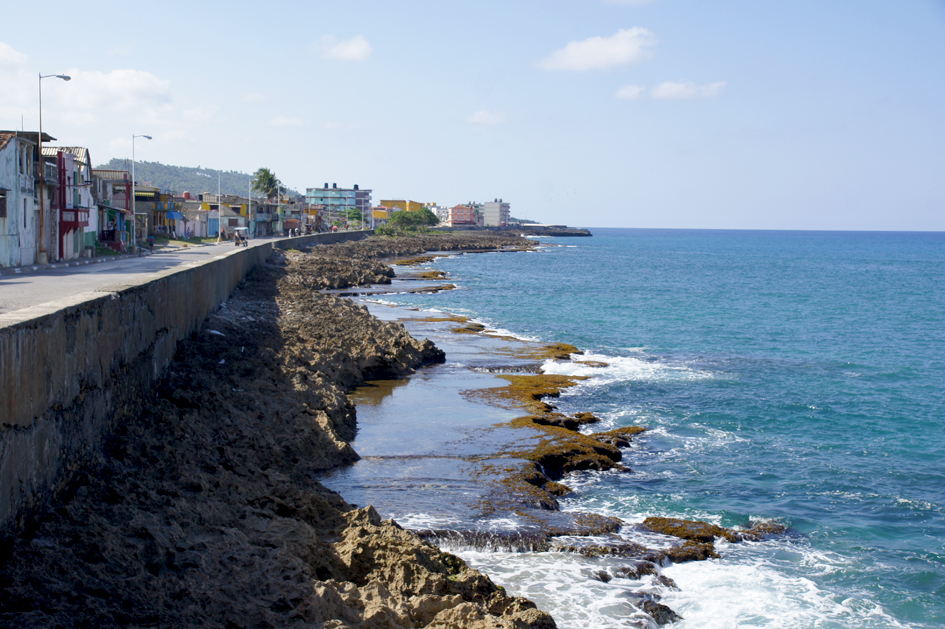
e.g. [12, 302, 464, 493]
[0, 132, 39, 267]
[44, 146, 95, 260]
[448, 204, 476, 226]
[380, 199, 435, 213]
[92, 169, 132, 252]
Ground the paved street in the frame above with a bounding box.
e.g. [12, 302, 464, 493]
[0, 241, 267, 315]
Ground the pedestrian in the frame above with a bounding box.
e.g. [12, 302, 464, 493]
[147, 235, 154, 252]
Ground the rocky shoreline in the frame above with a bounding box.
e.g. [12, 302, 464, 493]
[0, 233, 555, 628]
[0, 232, 784, 628]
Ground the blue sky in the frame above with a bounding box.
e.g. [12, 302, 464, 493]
[2, 0, 943, 229]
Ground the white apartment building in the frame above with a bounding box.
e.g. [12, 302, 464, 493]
[481, 199, 510, 226]
[429, 204, 450, 224]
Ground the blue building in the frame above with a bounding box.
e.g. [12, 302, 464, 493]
[305, 183, 372, 219]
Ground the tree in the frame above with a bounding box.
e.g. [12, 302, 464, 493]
[389, 207, 438, 229]
[343, 207, 362, 224]
[252, 167, 281, 200]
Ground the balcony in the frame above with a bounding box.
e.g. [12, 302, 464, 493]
[34, 161, 58, 185]
[60, 207, 90, 229]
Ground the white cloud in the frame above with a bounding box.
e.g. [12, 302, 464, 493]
[270, 115, 308, 127]
[320, 35, 372, 62]
[182, 105, 219, 122]
[651, 80, 726, 99]
[465, 110, 506, 125]
[615, 85, 646, 100]
[0, 41, 28, 71]
[56, 68, 172, 111]
[0, 41, 32, 108]
[538, 27, 656, 71]
[61, 111, 97, 126]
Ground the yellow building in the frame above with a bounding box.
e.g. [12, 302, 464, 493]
[373, 207, 391, 221]
[379, 200, 434, 213]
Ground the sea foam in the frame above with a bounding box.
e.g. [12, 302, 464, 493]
[540, 352, 714, 386]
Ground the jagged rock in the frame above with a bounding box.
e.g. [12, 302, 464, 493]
[641, 599, 682, 625]
[0, 235, 553, 629]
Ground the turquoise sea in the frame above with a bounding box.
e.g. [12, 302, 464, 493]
[337, 228, 945, 628]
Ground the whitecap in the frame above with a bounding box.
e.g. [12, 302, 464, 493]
[541, 352, 714, 386]
[661, 545, 909, 629]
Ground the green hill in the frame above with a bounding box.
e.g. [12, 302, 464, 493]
[94, 159, 299, 198]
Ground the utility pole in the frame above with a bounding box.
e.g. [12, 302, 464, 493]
[37, 72, 71, 264]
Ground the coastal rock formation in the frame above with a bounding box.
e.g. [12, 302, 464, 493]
[312, 232, 534, 265]
[0, 235, 553, 629]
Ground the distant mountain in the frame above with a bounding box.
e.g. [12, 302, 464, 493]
[94, 159, 300, 198]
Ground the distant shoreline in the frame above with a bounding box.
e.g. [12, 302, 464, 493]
[434, 225, 592, 237]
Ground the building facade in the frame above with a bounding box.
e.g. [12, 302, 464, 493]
[429, 204, 450, 224]
[92, 169, 132, 252]
[448, 204, 476, 226]
[45, 146, 95, 260]
[380, 199, 434, 213]
[306, 184, 372, 222]
[0, 132, 39, 267]
[481, 199, 510, 226]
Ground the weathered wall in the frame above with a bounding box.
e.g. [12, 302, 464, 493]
[0, 230, 371, 535]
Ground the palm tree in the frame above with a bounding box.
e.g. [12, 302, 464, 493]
[252, 167, 281, 200]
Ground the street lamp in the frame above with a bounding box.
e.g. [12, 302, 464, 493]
[132, 134, 152, 251]
[37, 72, 70, 264]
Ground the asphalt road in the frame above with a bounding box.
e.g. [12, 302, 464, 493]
[0, 241, 265, 315]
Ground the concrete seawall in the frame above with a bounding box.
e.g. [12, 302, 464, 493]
[0, 230, 370, 535]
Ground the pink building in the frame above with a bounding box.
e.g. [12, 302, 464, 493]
[448, 204, 475, 226]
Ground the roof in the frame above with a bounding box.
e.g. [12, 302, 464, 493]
[93, 169, 130, 181]
[0, 132, 40, 153]
[0, 130, 54, 144]
[48, 146, 91, 165]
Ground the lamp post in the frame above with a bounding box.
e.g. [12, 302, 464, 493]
[37, 72, 70, 264]
[132, 134, 152, 251]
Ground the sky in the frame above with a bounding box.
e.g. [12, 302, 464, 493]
[1, 0, 944, 230]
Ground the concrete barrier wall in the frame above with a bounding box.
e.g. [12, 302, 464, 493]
[0, 230, 370, 535]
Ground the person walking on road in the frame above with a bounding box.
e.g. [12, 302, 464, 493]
[148, 235, 154, 252]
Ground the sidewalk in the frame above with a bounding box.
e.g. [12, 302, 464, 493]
[0, 242, 206, 277]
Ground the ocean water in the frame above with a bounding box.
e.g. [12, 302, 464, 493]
[348, 229, 945, 628]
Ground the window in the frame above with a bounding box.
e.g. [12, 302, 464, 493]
[0, 191, 6, 218]
[24, 199, 28, 228]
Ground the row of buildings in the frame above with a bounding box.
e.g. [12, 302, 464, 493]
[373, 198, 511, 228]
[305, 184, 513, 228]
[437, 199, 511, 227]
[0, 130, 312, 268]
[1, 131, 94, 267]
[1, 129, 515, 269]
